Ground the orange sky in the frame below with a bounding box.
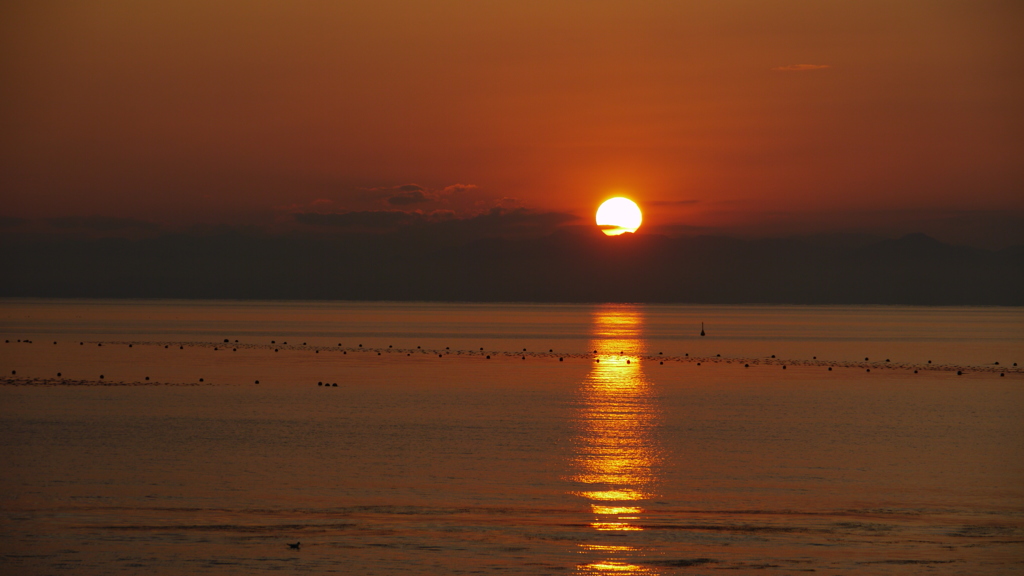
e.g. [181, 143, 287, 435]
[2, 1, 1022, 244]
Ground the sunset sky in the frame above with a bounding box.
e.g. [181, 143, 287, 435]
[2, 1, 1021, 246]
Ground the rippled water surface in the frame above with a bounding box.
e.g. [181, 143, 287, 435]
[1, 300, 1023, 574]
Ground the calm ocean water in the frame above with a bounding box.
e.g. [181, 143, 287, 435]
[1, 300, 1023, 574]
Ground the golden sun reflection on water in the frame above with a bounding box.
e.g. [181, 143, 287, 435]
[579, 545, 638, 552]
[591, 505, 642, 515]
[570, 305, 661, 573]
[578, 561, 652, 574]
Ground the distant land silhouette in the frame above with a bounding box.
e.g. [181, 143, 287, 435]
[2, 228, 1021, 305]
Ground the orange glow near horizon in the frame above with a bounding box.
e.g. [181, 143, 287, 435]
[1, 3, 1020, 247]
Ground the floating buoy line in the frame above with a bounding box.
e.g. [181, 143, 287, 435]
[0, 339, 1019, 386]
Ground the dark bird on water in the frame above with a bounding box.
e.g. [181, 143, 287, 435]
[287, 541, 301, 550]
[700, 323, 705, 337]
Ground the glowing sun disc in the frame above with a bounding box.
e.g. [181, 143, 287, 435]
[596, 197, 642, 236]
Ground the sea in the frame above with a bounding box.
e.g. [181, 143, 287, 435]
[1, 299, 1022, 574]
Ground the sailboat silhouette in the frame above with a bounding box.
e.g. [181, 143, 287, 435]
[700, 322, 705, 337]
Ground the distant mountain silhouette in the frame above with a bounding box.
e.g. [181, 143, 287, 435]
[2, 228, 1021, 304]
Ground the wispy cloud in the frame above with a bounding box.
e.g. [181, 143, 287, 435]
[293, 207, 577, 237]
[395, 184, 425, 192]
[294, 210, 419, 230]
[377, 183, 479, 206]
[772, 64, 830, 72]
[364, 183, 425, 193]
[387, 189, 432, 206]
[442, 183, 477, 195]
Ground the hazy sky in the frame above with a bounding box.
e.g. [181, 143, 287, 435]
[2, 1, 1022, 245]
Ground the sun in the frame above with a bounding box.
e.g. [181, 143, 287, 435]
[596, 197, 643, 236]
